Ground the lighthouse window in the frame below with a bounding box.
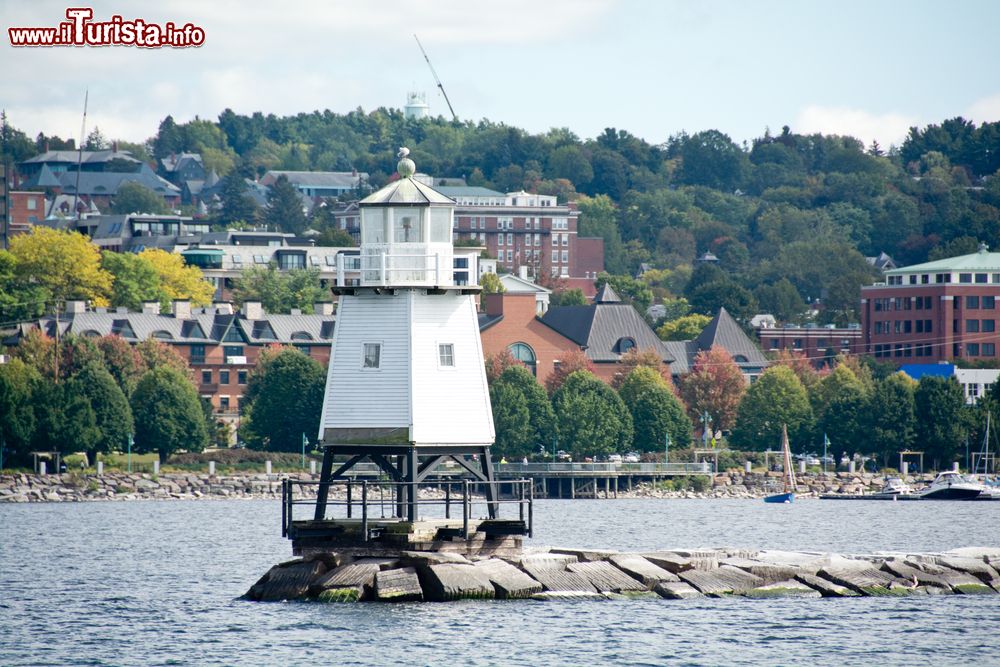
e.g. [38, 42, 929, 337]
[393, 208, 423, 243]
[362, 209, 386, 244]
[430, 208, 451, 242]
[438, 343, 455, 367]
[362, 342, 381, 369]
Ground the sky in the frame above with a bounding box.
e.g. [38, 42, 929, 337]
[2, 0, 999, 151]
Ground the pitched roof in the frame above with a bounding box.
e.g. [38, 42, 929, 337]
[693, 308, 770, 369]
[22, 150, 140, 165]
[266, 170, 367, 189]
[56, 165, 180, 197]
[435, 185, 505, 198]
[360, 175, 454, 206]
[594, 283, 621, 303]
[884, 246, 1000, 274]
[541, 300, 672, 363]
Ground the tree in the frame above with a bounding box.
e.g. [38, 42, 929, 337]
[551, 288, 586, 306]
[480, 272, 505, 295]
[679, 346, 746, 433]
[809, 364, 869, 428]
[496, 365, 556, 453]
[9, 227, 112, 306]
[216, 170, 259, 227]
[595, 272, 653, 313]
[32, 381, 101, 456]
[656, 314, 711, 341]
[102, 251, 162, 311]
[552, 370, 633, 457]
[612, 348, 672, 390]
[239, 348, 326, 452]
[95, 335, 145, 396]
[138, 248, 214, 307]
[262, 175, 308, 235]
[730, 365, 814, 451]
[618, 366, 692, 453]
[68, 362, 133, 455]
[544, 348, 594, 395]
[131, 366, 208, 462]
[867, 373, 917, 467]
[675, 129, 748, 192]
[485, 349, 522, 384]
[576, 194, 625, 273]
[135, 339, 192, 379]
[688, 280, 757, 321]
[316, 227, 356, 247]
[0, 359, 40, 466]
[231, 264, 325, 313]
[913, 376, 969, 469]
[489, 382, 533, 459]
[110, 182, 170, 215]
[753, 278, 807, 322]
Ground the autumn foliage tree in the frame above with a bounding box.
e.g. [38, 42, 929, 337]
[138, 248, 214, 307]
[8, 227, 112, 306]
[679, 345, 746, 433]
[611, 348, 672, 390]
[544, 348, 595, 395]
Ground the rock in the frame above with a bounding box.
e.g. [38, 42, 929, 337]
[793, 573, 859, 597]
[721, 557, 800, 585]
[517, 552, 578, 569]
[400, 551, 470, 567]
[530, 590, 606, 601]
[521, 560, 597, 594]
[608, 554, 679, 586]
[421, 563, 495, 601]
[818, 566, 912, 596]
[654, 581, 703, 599]
[567, 561, 650, 594]
[549, 548, 619, 563]
[934, 557, 1000, 588]
[677, 566, 764, 596]
[882, 560, 960, 594]
[374, 567, 423, 602]
[640, 552, 694, 573]
[311, 559, 394, 599]
[473, 559, 542, 599]
[246, 559, 327, 601]
[742, 579, 822, 599]
[316, 586, 364, 602]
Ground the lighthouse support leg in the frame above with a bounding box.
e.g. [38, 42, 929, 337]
[481, 446, 498, 519]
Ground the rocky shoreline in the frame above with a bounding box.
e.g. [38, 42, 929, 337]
[0, 471, 940, 503]
[244, 545, 1000, 603]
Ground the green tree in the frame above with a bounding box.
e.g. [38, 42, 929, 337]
[809, 364, 869, 428]
[730, 365, 813, 451]
[679, 345, 746, 432]
[688, 280, 757, 321]
[32, 381, 101, 456]
[576, 194, 625, 273]
[489, 382, 533, 459]
[216, 170, 259, 227]
[551, 288, 586, 306]
[497, 365, 556, 451]
[656, 314, 711, 341]
[239, 348, 325, 452]
[594, 272, 653, 313]
[262, 174, 308, 235]
[102, 251, 162, 311]
[95, 335, 145, 396]
[68, 362, 133, 455]
[552, 370, 633, 457]
[753, 278, 807, 322]
[618, 366, 692, 453]
[480, 272, 505, 295]
[231, 264, 326, 313]
[867, 372, 917, 467]
[131, 366, 208, 462]
[674, 129, 748, 192]
[913, 376, 969, 469]
[110, 182, 170, 215]
[0, 359, 40, 466]
[544, 348, 595, 395]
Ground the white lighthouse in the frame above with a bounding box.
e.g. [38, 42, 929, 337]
[315, 148, 497, 521]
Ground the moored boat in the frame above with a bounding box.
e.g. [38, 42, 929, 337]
[917, 471, 984, 500]
[764, 425, 796, 504]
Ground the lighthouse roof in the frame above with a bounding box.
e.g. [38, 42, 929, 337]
[359, 176, 455, 206]
[360, 147, 454, 206]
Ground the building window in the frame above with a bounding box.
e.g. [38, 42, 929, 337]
[534, 233, 540, 246]
[190, 344, 205, 365]
[967, 320, 980, 333]
[237, 370, 247, 385]
[220, 370, 230, 384]
[508, 342, 537, 376]
[253, 255, 267, 264]
[976, 273, 988, 283]
[438, 343, 455, 367]
[561, 250, 569, 263]
[201, 370, 212, 385]
[904, 320, 912, 333]
[769, 339, 779, 350]
[967, 295, 980, 309]
[793, 339, 803, 350]
[220, 397, 230, 412]
[507, 233, 513, 246]
[506, 250, 513, 262]
[967, 343, 980, 356]
[985, 320, 996, 333]
[363, 342, 381, 369]
[497, 234, 504, 246]
[984, 343, 996, 357]
[959, 273, 972, 283]
[984, 296, 996, 309]
[925, 320, 932, 333]
[916, 320, 924, 333]
[224, 345, 244, 357]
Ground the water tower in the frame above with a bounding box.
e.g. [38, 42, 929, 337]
[312, 148, 501, 525]
[404, 91, 430, 120]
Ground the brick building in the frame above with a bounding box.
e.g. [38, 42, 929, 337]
[756, 325, 863, 368]
[861, 244, 1000, 363]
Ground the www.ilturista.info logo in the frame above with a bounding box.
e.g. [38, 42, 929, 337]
[8, 7, 205, 48]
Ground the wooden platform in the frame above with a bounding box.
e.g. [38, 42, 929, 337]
[289, 517, 527, 559]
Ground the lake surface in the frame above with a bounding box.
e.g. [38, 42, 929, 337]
[2, 498, 999, 666]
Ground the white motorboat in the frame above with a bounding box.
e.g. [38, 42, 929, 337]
[917, 471, 985, 500]
[871, 477, 917, 499]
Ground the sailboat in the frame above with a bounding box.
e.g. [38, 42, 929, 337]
[764, 424, 796, 503]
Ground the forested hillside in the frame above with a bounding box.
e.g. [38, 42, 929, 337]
[4, 109, 999, 325]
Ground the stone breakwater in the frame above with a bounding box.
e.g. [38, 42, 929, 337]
[244, 546, 1000, 603]
[0, 471, 938, 503]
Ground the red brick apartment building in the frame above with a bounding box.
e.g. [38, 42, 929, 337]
[861, 245, 1000, 363]
[757, 326, 863, 367]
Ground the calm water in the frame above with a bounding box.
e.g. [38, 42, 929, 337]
[2, 498, 999, 667]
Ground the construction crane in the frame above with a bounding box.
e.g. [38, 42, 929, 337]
[414, 34, 458, 122]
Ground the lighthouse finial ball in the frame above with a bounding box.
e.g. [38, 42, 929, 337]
[397, 147, 415, 178]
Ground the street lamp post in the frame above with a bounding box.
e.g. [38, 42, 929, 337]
[302, 433, 307, 470]
[664, 432, 670, 467]
[127, 433, 134, 473]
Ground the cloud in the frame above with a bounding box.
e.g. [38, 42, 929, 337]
[968, 93, 1000, 124]
[794, 105, 919, 147]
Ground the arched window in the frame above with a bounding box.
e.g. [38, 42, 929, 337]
[734, 354, 748, 363]
[81, 329, 101, 338]
[152, 330, 174, 340]
[617, 337, 636, 354]
[291, 331, 314, 341]
[508, 342, 537, 376]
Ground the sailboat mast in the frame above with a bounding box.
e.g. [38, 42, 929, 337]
[782, 425, 796, 492]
